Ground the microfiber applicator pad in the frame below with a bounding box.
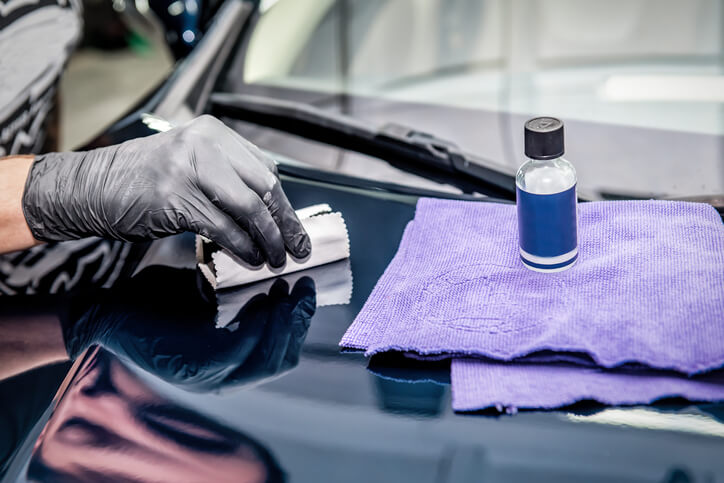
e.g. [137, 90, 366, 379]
[340, 199, 724, 375]
[451, 358, 724, 412]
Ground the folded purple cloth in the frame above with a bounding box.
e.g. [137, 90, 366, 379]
[341, 199, 724, 374]
[451, 358, 724, 412]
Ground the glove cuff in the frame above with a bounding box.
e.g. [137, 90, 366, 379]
[22, 153, 57, 241]
[22, 150, 116, 241]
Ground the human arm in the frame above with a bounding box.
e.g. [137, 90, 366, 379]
[2, 116, 310, 266]
[0, 156, 41, 253]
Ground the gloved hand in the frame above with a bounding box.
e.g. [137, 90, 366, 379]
[62, 267, 316, 392]
[22, 115, 309, 268]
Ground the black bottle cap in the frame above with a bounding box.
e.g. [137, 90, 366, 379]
[524, 117, 564, 160]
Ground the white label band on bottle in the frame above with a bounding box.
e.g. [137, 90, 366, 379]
[520, 246, 578, 272]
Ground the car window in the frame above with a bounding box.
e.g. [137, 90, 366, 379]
[227, 0, 724, 199]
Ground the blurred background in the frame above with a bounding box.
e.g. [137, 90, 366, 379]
[62, 0, 723, 196]
[59, 0, 174, 150]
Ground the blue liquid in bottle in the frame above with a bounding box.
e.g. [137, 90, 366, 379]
[516, 117, 578, 272]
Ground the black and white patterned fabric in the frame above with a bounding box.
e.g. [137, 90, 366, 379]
[0, 1, 148, 295]
[0, 0, 81, 156]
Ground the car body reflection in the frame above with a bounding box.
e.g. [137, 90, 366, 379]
[28, 349, 285, 482]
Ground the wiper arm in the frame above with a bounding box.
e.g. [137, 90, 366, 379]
[209, 92, 516, 198]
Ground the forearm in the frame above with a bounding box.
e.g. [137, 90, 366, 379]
[0, 156, 41, 254]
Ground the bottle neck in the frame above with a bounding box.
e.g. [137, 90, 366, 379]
[528, 155, 563, 163]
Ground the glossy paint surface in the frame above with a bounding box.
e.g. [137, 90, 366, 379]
[6, 174, 724, 483]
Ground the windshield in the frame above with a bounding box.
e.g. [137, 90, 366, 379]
[225, 0, 723, 199]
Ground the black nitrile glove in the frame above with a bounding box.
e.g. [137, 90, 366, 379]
[62, 267, 316, 392]
[22, 115, 310, 268]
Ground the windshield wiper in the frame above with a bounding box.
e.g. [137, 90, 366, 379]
[209, 92, 516, 199]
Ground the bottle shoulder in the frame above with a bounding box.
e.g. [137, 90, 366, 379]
[516, 157, 576, 194]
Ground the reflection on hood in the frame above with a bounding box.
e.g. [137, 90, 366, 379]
[26, 349, 286, 483]
[63, 266, 316, 393]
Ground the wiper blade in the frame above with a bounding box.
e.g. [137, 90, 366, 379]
[209, 92, 516, 198]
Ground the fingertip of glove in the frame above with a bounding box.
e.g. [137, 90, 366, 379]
[291, 233, 312, 259]
[268, 253, 287, 269]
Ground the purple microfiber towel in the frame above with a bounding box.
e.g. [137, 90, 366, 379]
[451, 358, 724, 413]
[340, 199, 724, 374]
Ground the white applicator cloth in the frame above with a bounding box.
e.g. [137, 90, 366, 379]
[197, 204, 351, 290]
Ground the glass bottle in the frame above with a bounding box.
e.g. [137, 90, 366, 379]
[516, 117, 578, 272]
